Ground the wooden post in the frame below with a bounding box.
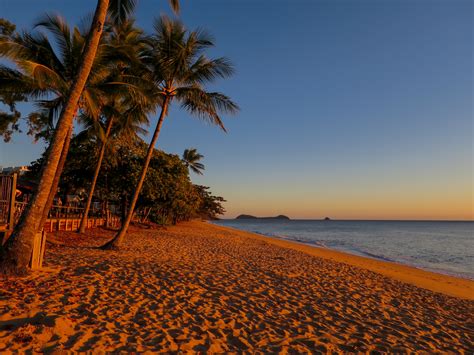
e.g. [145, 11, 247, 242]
[2, 173, 18, 244]
[30, 229, 46, 269]
[105, 206, 110, 228]
[7, 173, 17, 232]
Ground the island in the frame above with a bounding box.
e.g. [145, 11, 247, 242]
[236, 214, 290, 220]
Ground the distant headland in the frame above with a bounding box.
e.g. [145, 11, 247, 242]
[236, 214, 290, 220]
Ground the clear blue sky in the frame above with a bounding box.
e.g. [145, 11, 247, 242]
[0, 0, 472, 219]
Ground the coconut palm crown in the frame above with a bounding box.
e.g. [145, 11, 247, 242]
[0, 14, 113, 140]
[143, 15, 239, 129]
[102, 16, 239, 249]
[182, 148, 205, 175]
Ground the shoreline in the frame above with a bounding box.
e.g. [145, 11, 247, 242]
[267, 234, 473, 282]
[210, 222, 474, 300]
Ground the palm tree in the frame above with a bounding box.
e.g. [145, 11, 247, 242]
[0, 13, 133, 232]
[182, 148, 205, 175]
[0, 11, 112, 274]
[78, 20, 152, 233]
[78, 99, 151, 232]
[0, 0, 179, 275]
[0, 3, 109, 275]
[0, 13, 119, 139]
[102, 16, 239, 249]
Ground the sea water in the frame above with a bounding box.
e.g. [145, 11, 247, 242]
[213, 219, 474, 280]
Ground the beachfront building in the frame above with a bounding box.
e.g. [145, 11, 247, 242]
[1, 166, 30, 175]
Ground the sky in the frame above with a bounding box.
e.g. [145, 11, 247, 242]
[0, 0, 472, 220]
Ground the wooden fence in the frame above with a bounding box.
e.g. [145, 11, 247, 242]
[0, 174, 123, 269]
[0, 173, 17, 235]
[45, 214, 121, 232]
[0, 174, 122, 238]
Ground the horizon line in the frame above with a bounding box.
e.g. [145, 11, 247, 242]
[219, 218, 474, 222]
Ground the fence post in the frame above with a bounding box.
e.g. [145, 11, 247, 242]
[2, 172, 19, 243]
[7, 173, 17, 232]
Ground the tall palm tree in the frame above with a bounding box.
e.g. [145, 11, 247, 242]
[0, 12, 111, 274]
[102, 16, 239, 249]
[0, 14, 128, 231]
[78, 99, 151, 232]
[0, 2, 109, 275]
[182, 148, 205, 175]
[0, 0, 179, 275]
[78, 19, 152, 233]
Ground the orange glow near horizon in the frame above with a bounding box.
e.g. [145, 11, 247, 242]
[223, 199, 473, 221]
[220, 177, 473, 221]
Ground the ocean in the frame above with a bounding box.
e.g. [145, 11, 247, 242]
[213, 219, 474, 280]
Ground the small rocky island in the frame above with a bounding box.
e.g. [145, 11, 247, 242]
[236, 214, 290, 220]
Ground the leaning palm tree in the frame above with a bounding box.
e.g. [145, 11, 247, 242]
[182, 148, 205, 175]
[102, 16, 239, 249]
[0, 14, 139, 235]
[78, 99, 150, 232]
[78, 19, 152, 233]
[0, 0, 179, 275]
[0, 14, 112, 242]
[0, 1, 109, 275]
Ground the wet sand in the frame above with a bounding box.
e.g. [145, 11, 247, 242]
[0, 221, 473, 352]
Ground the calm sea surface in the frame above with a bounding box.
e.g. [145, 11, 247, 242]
[213, 220, 474, 279]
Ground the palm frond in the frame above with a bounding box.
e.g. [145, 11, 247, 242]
[184, 56, 234, 84]
[16, 60, 66, 91]
[177, 87, 239, 132]
[34, 14, 72, 65]
[108, 0, 137, 25]
[168, 0, 180, 14]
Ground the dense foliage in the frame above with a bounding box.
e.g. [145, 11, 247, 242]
[24, 136, 226, 224]
[2, 13, 231, 227]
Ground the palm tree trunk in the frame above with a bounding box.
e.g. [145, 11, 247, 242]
[0, 0, 109, 275]
[38, 126, 73, 232]
[102, 97, 170, 249]
[79, 117, 114, 233]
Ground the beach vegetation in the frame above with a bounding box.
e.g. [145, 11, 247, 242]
[101, 16, 238, 249]
[78, 19, 152, 233]
[0, 4, 111, 274]
[24, 135, 225, 225]
[0, 0, 180, 275]
[182, 148, 205, 175]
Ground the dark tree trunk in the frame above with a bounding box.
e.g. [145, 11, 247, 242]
[102, 97, 170, 249]
[120, 194, 127, 223]
[79, 117, 114, 233]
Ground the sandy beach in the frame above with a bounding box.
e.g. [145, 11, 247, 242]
[0, 221, 473, 352]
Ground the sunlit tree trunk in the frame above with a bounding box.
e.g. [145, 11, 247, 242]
[79, 117, 114, 233]
[0, 0, 109, 275]
[102, 97, 170, 249]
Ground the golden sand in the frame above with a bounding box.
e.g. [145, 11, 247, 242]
[0, 221, 472, 352]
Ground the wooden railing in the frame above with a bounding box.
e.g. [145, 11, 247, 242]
[45, 214, 121, 232]
[1, 178, 122, 236]
[1, 174, 151, 237]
